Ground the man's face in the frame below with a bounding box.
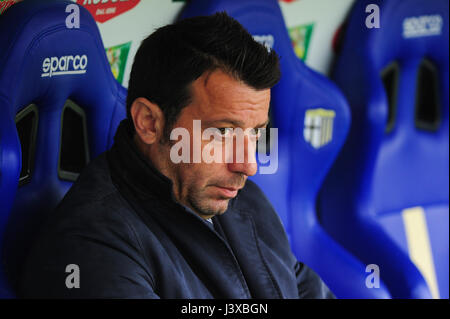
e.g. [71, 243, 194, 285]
[159, 70, 270, 219]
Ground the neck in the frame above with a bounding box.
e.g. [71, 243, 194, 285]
[133, 134, 210, 220]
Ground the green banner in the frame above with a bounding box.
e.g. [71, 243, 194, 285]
[105, 41, 131, 85]
[288, 23, 314, 61]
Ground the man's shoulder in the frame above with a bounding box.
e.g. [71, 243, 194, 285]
[43, 152, 143, 243]
[60, 152, 117, 207]
[20, 153, 155, 298]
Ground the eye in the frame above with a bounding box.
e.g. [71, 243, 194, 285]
[213, 127, 233, 141]
[256, 128, 263, 138]
[217, 127, 233, 137]
[249, 128, 263, 140]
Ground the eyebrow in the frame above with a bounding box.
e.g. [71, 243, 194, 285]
[202, 118, 270, 129]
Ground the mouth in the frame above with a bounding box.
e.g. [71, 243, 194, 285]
[211, 185, 241, 198]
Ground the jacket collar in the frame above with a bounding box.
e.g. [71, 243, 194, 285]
[108, 119, 176, 203]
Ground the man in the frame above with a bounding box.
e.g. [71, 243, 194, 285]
[20, 12, 334, 299]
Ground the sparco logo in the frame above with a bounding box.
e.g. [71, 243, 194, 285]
[403, 15, 443, 38]
[41, 55, 88, 78]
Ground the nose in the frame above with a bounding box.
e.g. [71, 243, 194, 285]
[227, 134, 258, 177]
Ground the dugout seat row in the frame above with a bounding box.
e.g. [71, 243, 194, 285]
[0, 0, 126, 297]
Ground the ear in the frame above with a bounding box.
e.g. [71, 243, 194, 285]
[130, 97, 164, 145]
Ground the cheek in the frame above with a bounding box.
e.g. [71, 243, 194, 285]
[176, 163, 206, 192]
[181, 162, 224, 189]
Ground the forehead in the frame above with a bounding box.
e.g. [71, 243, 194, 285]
[184, 69, 270, 127]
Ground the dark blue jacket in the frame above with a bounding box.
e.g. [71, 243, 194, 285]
[20, 120, 334, 299]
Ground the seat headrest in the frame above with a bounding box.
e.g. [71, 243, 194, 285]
[0, 0, 126, 165]
[0, 0, 122, 121]
[340, 0, 448, 70]
[333, 0, 448, 212]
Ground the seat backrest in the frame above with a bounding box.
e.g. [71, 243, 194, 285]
[181, 0, 390, 298]
[0, 0, 126, 297]
[320, 0, 448, 298]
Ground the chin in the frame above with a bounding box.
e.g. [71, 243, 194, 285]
[198, 198, 230, 216]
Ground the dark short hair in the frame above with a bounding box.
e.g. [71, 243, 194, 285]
[126, 12, 281, 138]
